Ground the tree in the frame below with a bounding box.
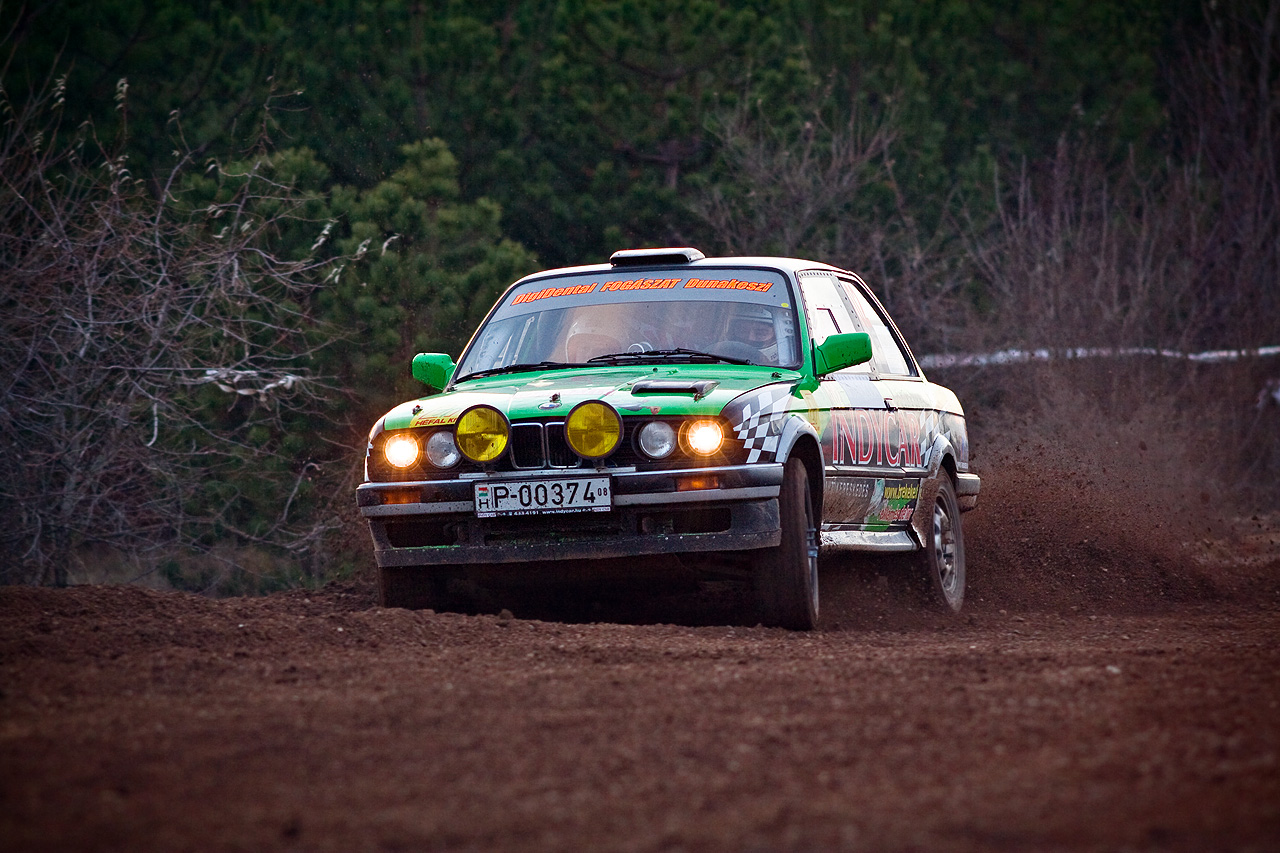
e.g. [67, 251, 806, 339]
[311, 138, 541, 418]
[0, 75, 343, 585]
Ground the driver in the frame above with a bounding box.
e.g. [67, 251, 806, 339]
[729, 307, 780, 363]
[564, 312, 623, 362]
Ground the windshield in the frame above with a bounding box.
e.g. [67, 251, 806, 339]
[455, 268, 801, 379]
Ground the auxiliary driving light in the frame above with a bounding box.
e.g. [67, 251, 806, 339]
[455, 405, 510, 462]
[684, 420, 724, 456]
[637, 421, 677, 459]
[565, 400, 622, 459]
[424, 430, 462, 468]
[383, 433, 420, 468]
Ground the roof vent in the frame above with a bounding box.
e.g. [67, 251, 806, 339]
[609, 247, 705, 267]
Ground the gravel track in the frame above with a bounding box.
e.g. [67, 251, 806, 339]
[3, 456, 1279, 852]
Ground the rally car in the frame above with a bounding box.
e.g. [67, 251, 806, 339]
[356, 248, 980, 629]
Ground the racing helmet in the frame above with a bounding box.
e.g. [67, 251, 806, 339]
[565, 311, 623, 362]
[728, 305, 780, 362]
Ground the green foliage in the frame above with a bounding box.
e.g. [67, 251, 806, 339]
[4, 0, 1198, 269]
[312, 139, 540, 417]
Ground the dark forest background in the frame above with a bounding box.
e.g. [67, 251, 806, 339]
[2, 0, 1277, 590]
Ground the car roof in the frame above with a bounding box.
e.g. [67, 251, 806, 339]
[515, 253, 852, 285]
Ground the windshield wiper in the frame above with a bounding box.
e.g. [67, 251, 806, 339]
[454, 361, 581, 382]
[587, 348, 753, 366]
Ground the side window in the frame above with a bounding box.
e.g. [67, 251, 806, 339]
[838, 278, 914, 376]
[797, 272, 870, 374]
[811, 307, 841, 342]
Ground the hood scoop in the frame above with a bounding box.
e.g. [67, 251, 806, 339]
[630, 379, 719, 401]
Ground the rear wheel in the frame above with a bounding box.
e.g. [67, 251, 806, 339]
[916, 476, 965, 611]
[755, 457, 819, 630]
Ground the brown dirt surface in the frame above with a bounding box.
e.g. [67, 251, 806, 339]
[3, 452, 1280, 851]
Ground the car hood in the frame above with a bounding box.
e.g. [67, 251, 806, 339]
[381, 364, 800, 431]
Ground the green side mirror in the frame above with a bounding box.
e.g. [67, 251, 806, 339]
[411, 353, 455, 394]
[814, 332, 873, 375]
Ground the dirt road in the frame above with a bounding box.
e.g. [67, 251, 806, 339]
[3, 456, 1280, 851]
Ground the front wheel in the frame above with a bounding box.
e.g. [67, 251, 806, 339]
[754, 457, 820, 630]
[917, 476, 965, 611]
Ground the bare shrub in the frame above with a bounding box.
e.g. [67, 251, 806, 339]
[952, 0, 1280, 508]
[691, 98, 894, 259]
[961, 142, 1208, 359]
[1166, 0, 1279, 350]
[690, 97, 976, 353]
[0, 75, 347, 585]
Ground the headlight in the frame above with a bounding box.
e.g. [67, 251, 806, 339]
[637, 421, 677, 459]
[384, 433, 420, 468]
[455, 405, 509, 462]
[424, 430, 461, 468]
[565, 400, 622, 459]
[684, 420, 724, 455]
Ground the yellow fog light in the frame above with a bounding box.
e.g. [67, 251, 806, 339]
[455, 405, 509, 463]
[565, 400, 622, 459]
[684, 420, 724, 456]
[384, 434, 420, 468]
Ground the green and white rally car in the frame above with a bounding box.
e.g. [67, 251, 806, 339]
[357, 248, 980, 629]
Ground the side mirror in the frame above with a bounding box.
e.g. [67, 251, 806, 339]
[814, 332, 872, 376]
[411, 353, 455, 394]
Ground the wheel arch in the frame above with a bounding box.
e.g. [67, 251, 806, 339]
[911, 433, 960, 549]
[776, 416, 824, 521]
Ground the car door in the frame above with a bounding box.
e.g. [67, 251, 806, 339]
[833, 273, 937, 530]
[795, 270, 892, 527]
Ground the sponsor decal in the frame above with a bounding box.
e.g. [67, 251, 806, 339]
[682, 278, 774, 293]
[511, 283, 598, 305]
[864, 478, 920, 526]
[822, 476, 920, 526]
[410, 413, 459, 428]
[599, 278, 682, 292]
[826, 409, 931, 468]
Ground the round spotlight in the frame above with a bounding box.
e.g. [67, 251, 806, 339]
[424, 430, 461, 468]
[684, 420, 724, 456]
[455, 405, 509, 463]
[383, 433, 420, 468]
[565, 400, 622, 459]
[637, 421, 677, 459]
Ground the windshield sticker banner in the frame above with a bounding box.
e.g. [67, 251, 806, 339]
[512, 283, 598, 305]
[683, 278, 774, 293]
[498, 271, 790, 318]
[599, 278, 681, 292]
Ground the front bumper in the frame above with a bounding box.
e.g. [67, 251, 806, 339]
[356, 464, 784, 568]
[956, 472, 981, 512]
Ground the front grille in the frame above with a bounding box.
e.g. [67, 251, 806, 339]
[510, 423, 545, 469]
[545, 423, 577, 467]
[509, 421, 578, 469]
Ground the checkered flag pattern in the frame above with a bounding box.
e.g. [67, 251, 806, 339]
[731, 388, 792, 463]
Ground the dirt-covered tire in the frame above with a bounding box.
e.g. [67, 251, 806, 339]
[916, 475, 966, 612]
[378, 566, 453, 611]
[755, 457, 820, 630]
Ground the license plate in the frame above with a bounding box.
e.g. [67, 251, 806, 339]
[474, 477, 611, 517]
